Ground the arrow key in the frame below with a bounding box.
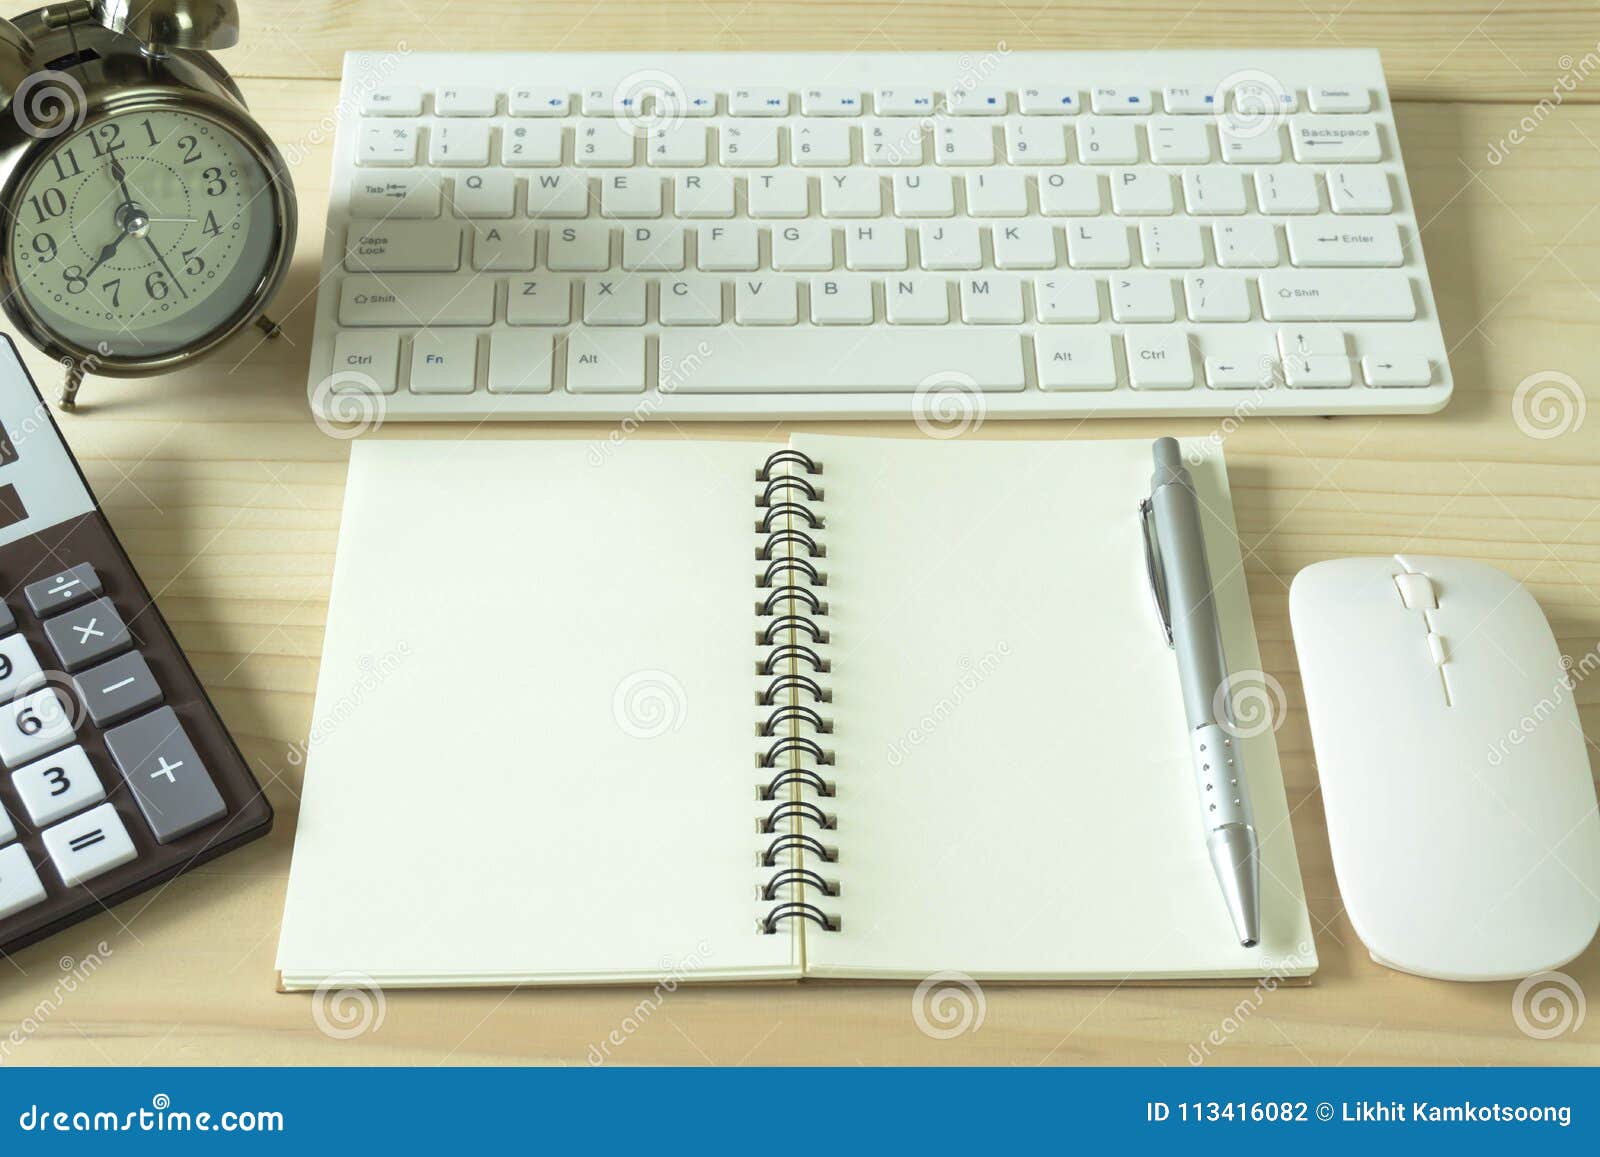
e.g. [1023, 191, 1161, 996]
[1362, 355, 1432, 388]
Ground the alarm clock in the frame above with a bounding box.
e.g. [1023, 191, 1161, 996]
[0, 0, 295, 408]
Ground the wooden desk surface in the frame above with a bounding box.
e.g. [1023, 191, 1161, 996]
[1, 0, 1596, 1065]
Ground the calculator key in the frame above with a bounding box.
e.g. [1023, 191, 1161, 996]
[0, 843, 45, 919]
[0, 801, 13, 845]
[104, 707, 226, 844]
[0, 633, 46, 700]
[72, 652, 163, 728]
[0, 601, 12, 637]
[41, 802, 137, 887]
[11, 745, 104, 827]
[24, 562, 102, 615]
[42, 597, 132, 672]
[0, 687, 75, 768]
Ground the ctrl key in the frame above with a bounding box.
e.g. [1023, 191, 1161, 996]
[105, 708, 226, 844]
[41, 803, 136, 888]
[0, 843, 46, 919]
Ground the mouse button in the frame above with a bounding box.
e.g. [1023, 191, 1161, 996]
[1393, 572, 1437, 610]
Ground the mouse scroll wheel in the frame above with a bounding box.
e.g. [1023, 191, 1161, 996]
[1393, 572, 1438, 610]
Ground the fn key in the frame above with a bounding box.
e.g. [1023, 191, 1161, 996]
[104, 707, 226, 843]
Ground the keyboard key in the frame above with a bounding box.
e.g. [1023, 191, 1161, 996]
[844, 223, 908, 270]
[1184, 273, 1252, 322]
[526, 172, 591, 218]
[502, 122, 564, 167]
[104, 707, 227, 845]
[0, 801, 12, 844]
[72, 652, 162, 728]
[959, 275, 1024, 324]
[802, 87, 863, 116]
[0, 601, 12, 638]
[1034, 275, 1100, 323]
[508, 86, 571, 116]
[0, 843, 45, 919]
[42, 802, 137, 885]
[448, 170, 516, 218]
[1181, 168, 1246, 215]
[0, 688, 76, 768]
[719, 121, 780, 166]
[674, 172, 735, 218]
[966, 170, 1028, 216]
[662, 330, 1024, 392]
[358, 123, 418, 166]
[600, 172, 664, 218]
[1036, 331, 1116, 389]
[350, 172, 442, 218]
[1327, 167, 1392, 214]
[566, 331, 647, 393]
[1006, 119, 1069, 165]
[1219, 125, 1283, 163]
[584, 276, 648, 325]
[736, 277, 799, 324]
[1161, 86, 1216, 115]
[1362, 356, 1432, 388]
[729, 87, 790, 116]
[487, 333, 555, 393]
[891, 172, 955, 218]
[546, 222, 614, 271]
[1076, 119, 1139, 164]
[884, 277, 949, 324]
[748, 172, 810, 218]
[575, 121, 637, 166]
[648, 124, 709, 167]
[1124, 330, 1194, 388]
[331, 333, 401, 392]
[810, 277, 873, 324]
[345, 222, 462, 272]
[791, 122, 852, 167]
[1255, 168, 1321, 215]
[1148, 118, 1211, 164]
[1282, 354, 1353, 388]
[1286, 217, 1403, 266]
[25, 563, 102, 616]
[1259, 271, 1415, 321]
[1019, 87, 1080, 115]
[1038, 168, 1101, 215]
[1291, 115, 1382, 162]
[658, 277, 725, 325]
[771, 221, 835, 271]
[473, 222, 537, 271]
[44, 597, 131, 673]
[698, 222, 759, 271]
[820, 171, 882, 218]
[428, 122, 491, 166]
[992, 220, 1057, 269]
[934, 121, 995, 165]
[435, 85, 496, 116]
[1213, 220, 1280, 268]
[409, 333, 478, 393]
[339, 274, 495, 326]
[863, 119, 926, 165]
[1065, 220, 1131, 268]
[1111, 275, 1177, 323]
[1205, 356, 1274, 389]
[1108, 170, 1173, 215]
[1138, 220, 1204, 269]
[621, 223, 685, 270]
[918, 221, 981, 269]
[12, 745, 103, 827]
[1308, 86, 1371, 114]
[947, 86, 1008, 115]
[360, 85, 423, 116]
[1091, 87, 1152, 114]
[506, 277, 573, 325]
[874, 87, 936, 115]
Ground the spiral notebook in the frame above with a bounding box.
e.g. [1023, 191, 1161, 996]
[275, 434, 1315, 989]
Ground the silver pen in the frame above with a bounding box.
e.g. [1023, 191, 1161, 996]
[1139, 437, 1262, 948]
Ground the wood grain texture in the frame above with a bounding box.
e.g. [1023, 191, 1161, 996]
[0, 2, 1597, 1066]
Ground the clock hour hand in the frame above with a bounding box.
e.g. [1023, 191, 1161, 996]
[142, 235, 190, 300]
[82, 231, 128, 280]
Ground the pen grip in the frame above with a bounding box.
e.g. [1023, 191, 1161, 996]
[1191, 722, 1253, 830]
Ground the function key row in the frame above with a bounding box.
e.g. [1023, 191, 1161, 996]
[361, 83, 1374, 120]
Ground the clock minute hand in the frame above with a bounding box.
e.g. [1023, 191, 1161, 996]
[108, 154, 136, 208]
[143, 236, 190, 301]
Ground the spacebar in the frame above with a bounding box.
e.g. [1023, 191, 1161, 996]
[661, 330, 1026, 393]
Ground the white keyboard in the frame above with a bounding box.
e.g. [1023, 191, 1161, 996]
[307, 50, 1453, 422]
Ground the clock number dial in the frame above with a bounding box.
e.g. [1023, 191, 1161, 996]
[7, 109, 280, 359]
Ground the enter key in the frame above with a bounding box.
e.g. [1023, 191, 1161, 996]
[1286, 216, 1404, 267]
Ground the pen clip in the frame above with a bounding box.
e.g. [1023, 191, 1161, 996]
[1139, 497, 1174, 648]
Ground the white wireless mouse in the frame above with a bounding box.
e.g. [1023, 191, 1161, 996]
[1290, 555, 1600, 981]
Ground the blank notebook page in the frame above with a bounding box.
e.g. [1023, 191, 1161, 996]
[276, 439, 796, 986]
[794, 434, 1314, 980]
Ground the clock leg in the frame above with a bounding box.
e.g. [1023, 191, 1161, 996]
[60, 362, 86, 411]
[255, 315, 282, 339]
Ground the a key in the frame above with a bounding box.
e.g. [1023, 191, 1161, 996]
[918, 222, 982, 270]
[802, 88, 863, 116]
[1147, 119, 1211, 164]
[339, 274, 496, 325]
[358, 122, 418, 166]
[350, 173, 442, 218]
[735, 278, 799, 325]
[1213, 220, 1280, 268]
[600, 173, 664, 218]
[44, 597, 131, 672]
[449, 170, 516, 218]
[1362, 356, 1432, 387]
[863, 119, 926, 166]
[728, 88, 790, 116]
[874, 87, 937, 116]
[698, 222, 760, 271]
[574, 121, 637, 166]
[966, 170, 1028, 216]
[771, 222, 835, 271]
[24, 564, 101, 616]
[583, 277, 648, 325]
[1109, 169, 1173, 215]
[1259, 271, 1416, 320]
[748, 172, 810, 218]
[435, 85, 496, 116]
[1285, 217, 1403, 266]
[487, 334, 556, 393]
[1124, 330, 1195, 388]
[647, 124, 709, 167]
[934, 120, 996, 166]
[0, 843, 45, 920]
[661, 330, 1025, 392]
[719, 121, 781, 166]
[331, 333, 401, 393]
[501, 121, 563, 167]
[1219, 125, 1284, 164]
[658, 277, 725, 325]
[1161, 86, 1216, 115]
[992, 221, 1057, 270]
[508, 86, 571, 116]
[1036, 332, 1116, 389]
[1255, 168, 1321, 215]
[1065, 220, 1132, 268]
[892, 172, 955, 217]
[621, 223, 685, 271]
[810, 278, 874, 324]
[360, 85, 423, 116]
[42, 804, 142, 884]
[104, 707, 228, 845]
[1184, 273, 1253, 322]
[674, 173, 736, 218]
[1282, 354, 1354, 388]
[959, 275, 1024, 324]
[1327, 166, 1392, 214]
[409, 332, 479, 394]
[1034, 275, 1101, 323]
[72, 651, 162, 728]
[11, 745, 104, 827]
[1181, 168, 1247, 215]
[546, 222, 613, 271]
[526, 172, 591, 218]
[473, 221, 537, 271]
[428, 122, 492, 166]
[1005, 119, 1068, 164]
[1308, 86, 1371, 114]
[884, 277, 950, 324]
[820, 172, 882, 218]
[0, 688, 75, 768]
[506, 277, 573, 326]
[1138, 220, 1204, 269]
[946, 86, 1007, 115]
[1038, 168, 1102, 215]
[1019, 87, 1080, 115]
[1091, 87, 1152, 114]
[790, 122, 852, 167]
[1111, 275, 1177, 323]
[344, 222, 463, 272]
[566, 332, 648, 392]
[1291, 115, 1382, 162]
[1076, 119, 1140, 164]
[844, 223, 908, 271]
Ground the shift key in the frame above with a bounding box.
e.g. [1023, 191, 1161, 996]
[339, 274, 495, 326]
[104, 707, 226, 844]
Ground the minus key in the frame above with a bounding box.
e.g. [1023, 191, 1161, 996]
[72, 651, 163, 727]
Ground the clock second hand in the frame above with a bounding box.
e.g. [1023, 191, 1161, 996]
[142, 235, 190, 300]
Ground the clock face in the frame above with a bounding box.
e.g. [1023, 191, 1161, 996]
[7, 108, 281, 360]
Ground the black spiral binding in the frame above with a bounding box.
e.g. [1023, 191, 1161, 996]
[755, 449, 839, 936]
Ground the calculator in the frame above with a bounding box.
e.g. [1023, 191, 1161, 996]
[0, 336, 272, 957]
